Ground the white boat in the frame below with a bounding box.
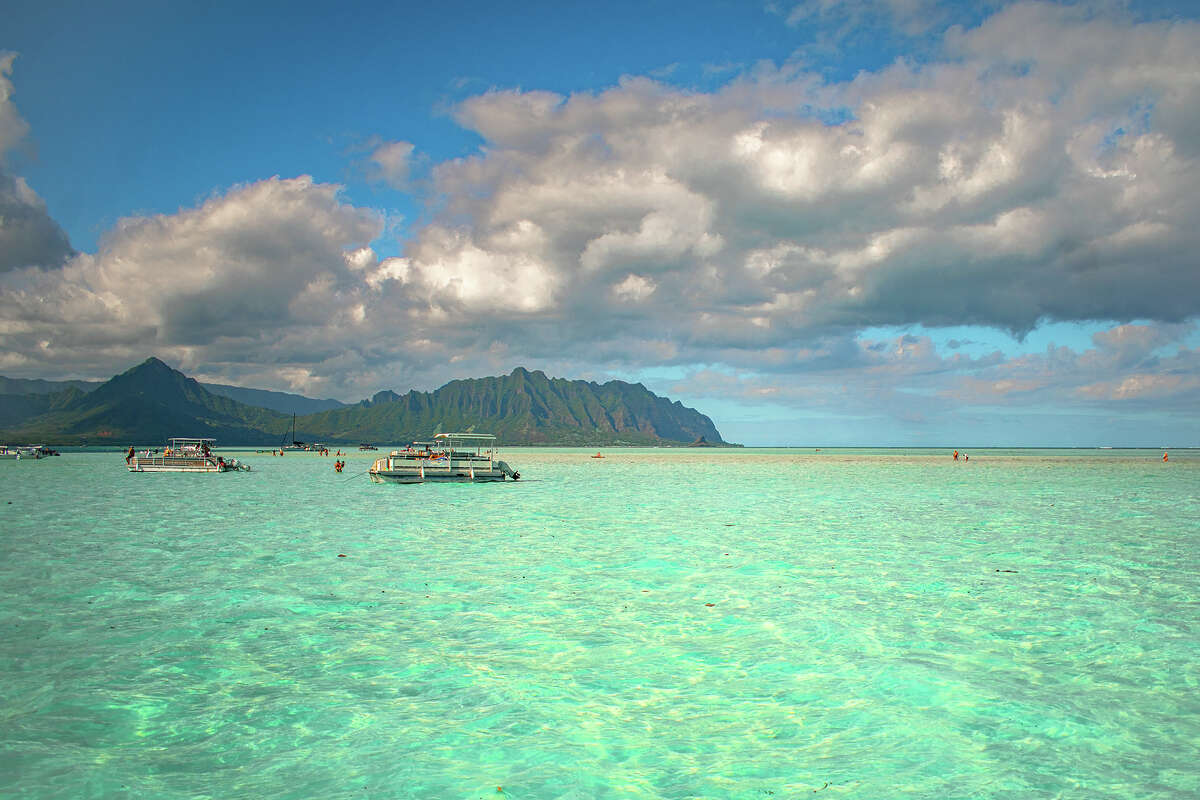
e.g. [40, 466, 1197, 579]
[368, 433, 519, 484]
[127, 438, 251, 473]
[0, 445, 43, 460]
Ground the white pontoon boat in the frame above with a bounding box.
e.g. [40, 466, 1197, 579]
[0, 445, 45, 460]
[127, 438, 250, 473]
[368, 433, 519, 484]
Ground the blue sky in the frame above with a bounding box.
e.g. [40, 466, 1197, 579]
[2, 0, 1199, 446]
[6, 0, 808, 251]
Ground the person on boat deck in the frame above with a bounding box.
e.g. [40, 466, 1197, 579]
[126, 446, 134, 463]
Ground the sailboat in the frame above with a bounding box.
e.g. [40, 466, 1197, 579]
[280, 414, 310, 451]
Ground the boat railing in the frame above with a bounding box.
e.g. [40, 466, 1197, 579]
[136, 454, 219, 468]
[374, 448, 495, 473]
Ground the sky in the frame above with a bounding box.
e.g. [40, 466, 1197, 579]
[1, 0, 1198, 446]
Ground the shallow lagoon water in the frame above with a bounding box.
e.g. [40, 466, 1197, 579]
[1, 448, 1198, 799]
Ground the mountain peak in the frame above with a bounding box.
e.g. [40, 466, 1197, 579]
[124, 356, 177, 377]
[510, 366, 547, 382]
[84, 356, 214, 409]
[2, 356, 291, 444]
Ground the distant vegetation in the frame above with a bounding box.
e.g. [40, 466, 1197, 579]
[0, 358, 730, 447]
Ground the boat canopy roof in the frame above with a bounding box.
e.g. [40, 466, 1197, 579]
[168, 437, 216, 446]
[434, 433, 496, 441]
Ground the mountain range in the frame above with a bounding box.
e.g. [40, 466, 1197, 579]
[0, 358, 729, 446]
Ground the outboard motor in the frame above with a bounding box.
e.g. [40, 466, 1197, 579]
[497, 460, 520, 480]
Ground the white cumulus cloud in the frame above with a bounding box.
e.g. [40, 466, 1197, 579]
[0, 3, 1198, 427]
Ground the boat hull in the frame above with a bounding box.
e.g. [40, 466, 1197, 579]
[364, 472, 506, 484]
[368, 454, 514, 484]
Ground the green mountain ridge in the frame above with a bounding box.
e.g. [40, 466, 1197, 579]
[0, 358, 290, 444]
[0, 358, 730, 446]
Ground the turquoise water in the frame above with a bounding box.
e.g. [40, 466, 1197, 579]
[2, 448, 1198, 799]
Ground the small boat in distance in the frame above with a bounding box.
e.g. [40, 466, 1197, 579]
[1, 445, 41, 460]
[591, 452, 605, 458]
[369, 433, 519, 484]
[128, 438, 250, 473]
[358, 443, 378, 451]
[281, 413, 309, 451]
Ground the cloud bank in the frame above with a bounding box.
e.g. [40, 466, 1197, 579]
[0, 3, 1197, 437]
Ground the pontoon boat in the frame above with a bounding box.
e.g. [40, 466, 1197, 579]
[127, 438, 250, 473]
[368, 433, 518, 484]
